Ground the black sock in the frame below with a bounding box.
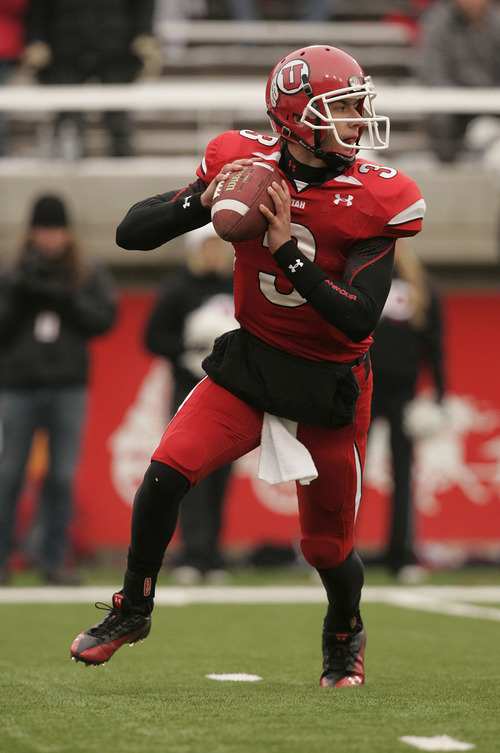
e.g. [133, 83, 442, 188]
[122, 569, 156, 611]
[316, 548, 365, 633]
[124, 460, 190, 606]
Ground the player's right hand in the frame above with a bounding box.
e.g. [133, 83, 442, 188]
[200, 159, 256, 208]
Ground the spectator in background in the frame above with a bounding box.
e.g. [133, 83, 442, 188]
[0, 194, 116, 585]
[369, 244, 445, 583]
[22, 0, 163, 157]
[0, 0, 29, 156]
[415, 0, 500, 163]
[145, 225, 236, 584]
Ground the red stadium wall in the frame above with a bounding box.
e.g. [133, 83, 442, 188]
[62, 290, 500, 564]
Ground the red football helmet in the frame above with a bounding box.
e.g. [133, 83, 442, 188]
[265, 45, 390, 168]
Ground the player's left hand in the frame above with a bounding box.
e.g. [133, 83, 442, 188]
[260, 179, 291, 254]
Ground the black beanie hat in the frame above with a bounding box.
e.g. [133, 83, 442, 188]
[30, 195, 69, 228]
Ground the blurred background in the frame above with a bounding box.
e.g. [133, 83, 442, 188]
[1, 0, 499, 582]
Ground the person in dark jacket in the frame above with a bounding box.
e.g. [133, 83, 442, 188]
[0, 193, 116, 584]
[369, 244, 445, 582]
[415, 0, 500, 163]
[144, 224, 236, 583]
[22, 0, 162, 156]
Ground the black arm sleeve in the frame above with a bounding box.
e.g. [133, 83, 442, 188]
[273, 236, 395, 342]
[115, 178, 211, 251]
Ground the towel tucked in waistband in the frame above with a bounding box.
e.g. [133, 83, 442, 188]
[258, 412, 318, 486]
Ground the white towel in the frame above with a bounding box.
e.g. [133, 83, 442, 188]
[258, 413, 318, 486]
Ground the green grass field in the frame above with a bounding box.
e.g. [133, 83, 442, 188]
[1, 569, 499, 753]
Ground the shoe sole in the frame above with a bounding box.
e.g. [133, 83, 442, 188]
[320, 672, 364, 687]
[70, 621, 151, 666]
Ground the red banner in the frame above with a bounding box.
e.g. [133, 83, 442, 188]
[67, 290, 500, 564]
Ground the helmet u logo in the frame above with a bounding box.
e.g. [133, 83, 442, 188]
[278, 60, 309, 94]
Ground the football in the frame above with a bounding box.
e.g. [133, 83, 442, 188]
[211, 162, 279, 242]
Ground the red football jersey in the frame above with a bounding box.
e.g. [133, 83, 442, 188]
[197, 129, 425, 363]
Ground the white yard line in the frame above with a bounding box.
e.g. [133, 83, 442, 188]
[400, 734, 475, 751]
[367, 586, 500, 622]
[1, 584, 500, 621]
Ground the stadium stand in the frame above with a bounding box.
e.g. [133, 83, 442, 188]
[0, 16, 499, 279]
[1, 18, 421, 159]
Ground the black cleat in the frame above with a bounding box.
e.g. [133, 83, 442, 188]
[70, 592, 152, 666]
[320, 618, 366, 687]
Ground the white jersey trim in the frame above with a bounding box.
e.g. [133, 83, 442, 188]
[333, 174, 363, 187]
[354, 441, 362, 520]
[387, 198, 426, 227]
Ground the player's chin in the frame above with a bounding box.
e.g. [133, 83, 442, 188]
[335, 142, 357, 157]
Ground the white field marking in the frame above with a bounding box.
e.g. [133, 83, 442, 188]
[205, 673, 262, 682]
[400, 734, 475, 751]
[366, 586, 500, 622]
[1, 585, 500, 619]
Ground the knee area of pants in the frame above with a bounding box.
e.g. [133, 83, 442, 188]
[300, 538, 345, 570]
[143, 462, 189, 499]
[157, 430, 211, 479]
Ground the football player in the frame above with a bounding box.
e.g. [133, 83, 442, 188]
[70, 45, 425, 687]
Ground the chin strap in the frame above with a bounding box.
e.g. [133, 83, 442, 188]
[313, 141, 356, 171]
[268, 109, 353, 172]
[267, 110, 314, 153]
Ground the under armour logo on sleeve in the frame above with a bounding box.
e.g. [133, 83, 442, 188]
[289, 259, 304, 273]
